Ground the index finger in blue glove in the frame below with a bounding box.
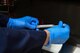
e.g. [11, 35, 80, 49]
[58, 21, 63, 27]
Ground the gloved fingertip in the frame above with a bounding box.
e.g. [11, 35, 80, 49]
[58, 21, 63, 27]
[36, 28, 39, 31]
[31, 22, 35, 25]
[63, 23, 70, 29]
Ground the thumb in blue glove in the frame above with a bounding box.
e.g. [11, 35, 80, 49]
[45, 21, 70, 46]
[7, 16, 39, 29]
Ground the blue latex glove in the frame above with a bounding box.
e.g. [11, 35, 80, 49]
[7, 16, 39, 29]
[45, 21, 70, 44]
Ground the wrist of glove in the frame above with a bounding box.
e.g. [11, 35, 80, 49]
[7, 18, 25, 29]
[45, 21, 70, 46]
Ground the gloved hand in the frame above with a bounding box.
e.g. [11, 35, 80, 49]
[7, 16, 39, 29]
[45, 21, 70, 44]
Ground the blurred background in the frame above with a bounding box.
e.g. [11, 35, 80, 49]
[0, 0, 80, 53]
